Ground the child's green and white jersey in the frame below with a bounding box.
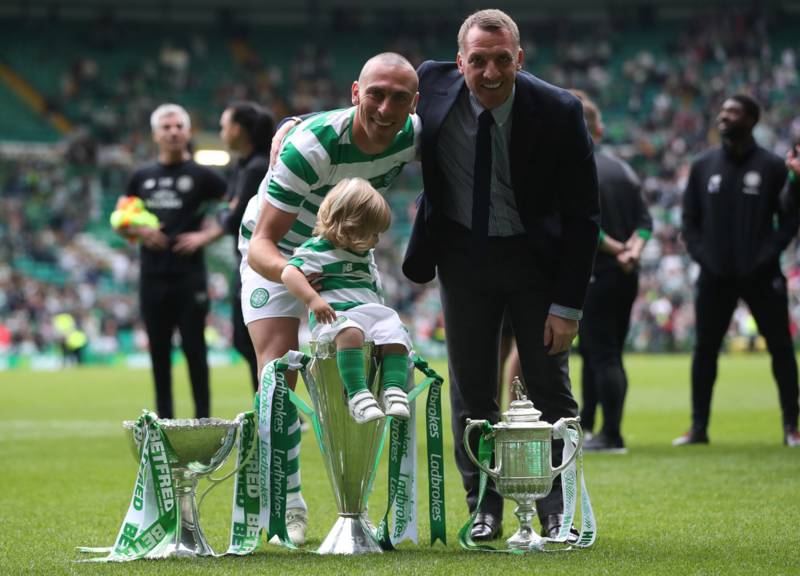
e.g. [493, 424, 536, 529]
[238, 107, 421, 266]
[287, 236, 383, 319]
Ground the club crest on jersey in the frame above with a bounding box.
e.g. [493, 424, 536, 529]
[707, 174, 721, 193]
[743, 171, 761, 195]
[177, 175, 194, 193]
[250, 288, 269, 308]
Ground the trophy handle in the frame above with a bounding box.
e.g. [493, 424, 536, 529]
[550, 417, 583, 478]
[463, 419, 499, 480]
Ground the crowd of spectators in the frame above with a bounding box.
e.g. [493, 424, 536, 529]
[3, 11, 800, 363]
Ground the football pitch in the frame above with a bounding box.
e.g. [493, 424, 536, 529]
[1, 353, 797, 575]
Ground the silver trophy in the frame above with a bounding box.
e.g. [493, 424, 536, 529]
[464, 378, 583, 551]
[122, 417, 239, 557]
[303, 341, 386, 554]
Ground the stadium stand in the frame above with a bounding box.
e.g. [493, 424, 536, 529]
[2, 7, 800, 366]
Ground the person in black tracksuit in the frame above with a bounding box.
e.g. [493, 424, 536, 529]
[675, 94, 800, 447]
[123, 103, 226, 419]
[174, 101, 274, 391]
[571, 91, 652, 452]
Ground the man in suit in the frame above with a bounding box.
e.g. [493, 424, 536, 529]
[403, 9, 600, 541]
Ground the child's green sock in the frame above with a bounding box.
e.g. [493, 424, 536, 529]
[337, 348, 367, 398]
[382, 352, 408, 390]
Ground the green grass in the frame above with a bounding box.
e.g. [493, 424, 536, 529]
[1, 354, 798, 575]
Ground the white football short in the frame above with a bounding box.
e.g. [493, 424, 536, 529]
[240, 261, 305, 324]
[312, 303, 413, 351]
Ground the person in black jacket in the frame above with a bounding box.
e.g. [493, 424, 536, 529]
[403, 9, 599, 541]
[174, 101, 274, 390]
[571, 90, 652, 453]
[121, 103, 227, 419]
[676, 94, 800, 448]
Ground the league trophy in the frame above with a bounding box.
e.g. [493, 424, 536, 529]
[122, 416, 239, 557]
[303, 341, 386, 554]
[463, 378, 583, 551]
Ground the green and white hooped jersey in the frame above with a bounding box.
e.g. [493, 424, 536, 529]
[287, 236, 383, 314]
[239, 107, 421, 265]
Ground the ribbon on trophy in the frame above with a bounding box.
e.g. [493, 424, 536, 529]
[550, 421, 596, 549]
[457, 420, 596, 552]
[225, 351, 309, 554]
[377, 354, 447, 549]
[77, 411, 178, 561]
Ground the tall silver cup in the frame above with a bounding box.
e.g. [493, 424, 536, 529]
[304, 341, 386, 554]
[122, 417, 238, 557]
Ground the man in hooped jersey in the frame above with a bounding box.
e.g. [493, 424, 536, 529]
[239, 52, 421, 545]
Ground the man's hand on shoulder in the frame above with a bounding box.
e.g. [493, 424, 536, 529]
[543, 314, 579, 355]
[270, 117, 302, 167]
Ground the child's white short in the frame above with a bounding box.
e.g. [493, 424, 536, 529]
[240, 261, 305, 324]
[312, 303, 413, 351]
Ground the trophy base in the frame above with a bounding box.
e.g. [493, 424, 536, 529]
[506, 529, 546, 552]
[317, 515, 383, 555]
[147, 479, 215, 558]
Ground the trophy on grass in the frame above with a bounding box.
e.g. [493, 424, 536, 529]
[121, 417, 239, 558]
[303, 341, 386, 555]
[463, 378, 583, 551]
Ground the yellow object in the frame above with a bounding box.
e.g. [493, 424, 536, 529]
[110, 196, 160, 231]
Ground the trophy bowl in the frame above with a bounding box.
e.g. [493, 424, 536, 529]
[122, 417, 238, 558]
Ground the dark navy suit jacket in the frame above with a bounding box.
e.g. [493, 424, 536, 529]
[402, 60, 600, 311]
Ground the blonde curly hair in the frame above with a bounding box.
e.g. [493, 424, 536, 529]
[313, 177, 391, 252]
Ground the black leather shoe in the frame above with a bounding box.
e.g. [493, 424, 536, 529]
[540, 513, 579, 543]
[470, 512, 502, 541]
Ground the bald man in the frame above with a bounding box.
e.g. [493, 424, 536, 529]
[238, 52, 421, 545]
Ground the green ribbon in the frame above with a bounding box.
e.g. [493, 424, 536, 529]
[457, 421, 517, 553]
[226, 411, 261, 554]
[258, 360, 293, 547]
[225, 352, 311, 556]
[377, 355, 447, 548]
[78, 411, 179, 561]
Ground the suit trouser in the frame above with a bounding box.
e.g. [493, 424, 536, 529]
[437, 221, 578, 520]
[579, 267, 638, 438]
[231, 272, 259, 391]
[691, 266, 799, 432]
[140, 271, 210, 419]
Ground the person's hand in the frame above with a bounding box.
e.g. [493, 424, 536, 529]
[135, 225, 169, 251]
[270, 118, 301, 167]
[616, 249, 638, 273]
[543, 314, 578, 355]
[173, 230, 210, 255]
[308, 295, 336, 324]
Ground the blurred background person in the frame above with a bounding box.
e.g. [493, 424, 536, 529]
[571, 89, 652, 453]
[119, 103, 226, 419]
[174, 101, 274, 391]
[676, 94, 800, 448]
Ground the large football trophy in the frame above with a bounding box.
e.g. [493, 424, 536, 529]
[303, 341, 386, 554]
[122, 417, 238, 557]
[463, 379, 583, 551]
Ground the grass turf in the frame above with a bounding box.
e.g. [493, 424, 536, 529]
[1, 353, 798, 575]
